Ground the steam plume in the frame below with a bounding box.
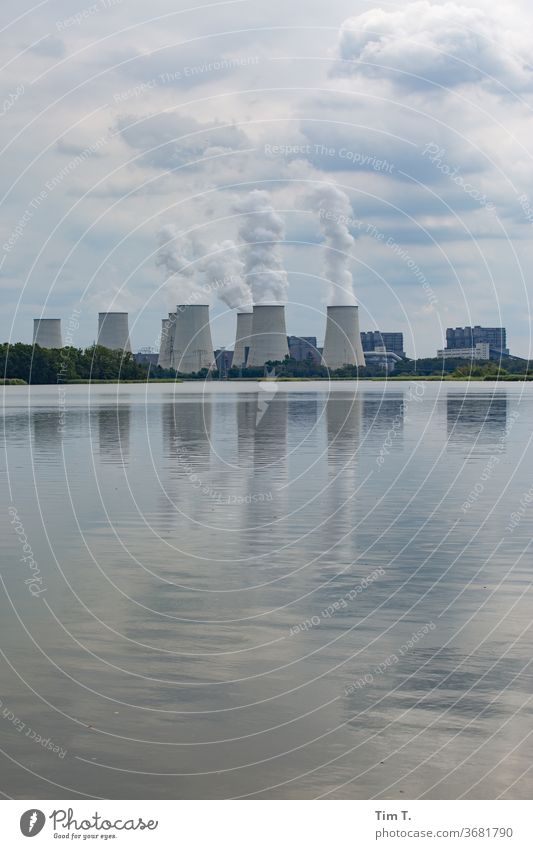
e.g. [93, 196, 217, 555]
[314, 183, 357, 305]
[201, 240, 252, 312]
[235, 190, 288, 304]
[156, 225, 203, 303]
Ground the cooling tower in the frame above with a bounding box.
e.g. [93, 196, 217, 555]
[157, 312, 176, 368]
[33, 318, 62, 348]
[232, 311, 253, 368]
[321, 305, 366, 370]
[171, 304, 214, 374]
[247, 304, 289, 368]
[97, 312, 131, 352]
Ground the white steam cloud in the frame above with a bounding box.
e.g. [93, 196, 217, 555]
[313, 183, 357, 306]
[235, 190, 288, 304]
[201, 240, 252, 312]
[156, 224, 204, 304]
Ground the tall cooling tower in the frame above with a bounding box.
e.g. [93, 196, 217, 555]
[171, 304, 214, 374]
[321, 305, 366, 370]
[97, 312, 131, 352]
[157, 312, 176, 368]
[33, 318, 62, 348]
[247, 304, 289, 368]
[232, 311, 253, 368]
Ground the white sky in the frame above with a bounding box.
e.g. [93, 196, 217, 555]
[1, 0, 532, 357]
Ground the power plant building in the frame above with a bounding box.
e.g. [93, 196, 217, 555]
[171, 304, 214, 374]
[288, 336, 320, 363]
[97, 312, 132, 352]
[361, 330, 405, 358]
[446, 326, 508, 355]
[247, 304, 289, 368]
[321, 305, 366, 370]
[157, 313, 176, 369]
[33, 318, 62, 348]
[232, 311, 253, 368]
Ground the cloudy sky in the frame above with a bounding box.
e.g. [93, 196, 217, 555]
[1, 0, 532, 357]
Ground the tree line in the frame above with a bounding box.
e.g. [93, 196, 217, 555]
[1, 343, 149, 384]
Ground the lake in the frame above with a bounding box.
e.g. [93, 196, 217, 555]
[1, 381, 532, 799]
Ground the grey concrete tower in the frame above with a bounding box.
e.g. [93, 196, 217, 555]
[247, 304, 289, 368]
[157, 312, 176, 369]
[33, 318, 62, 348]
[321, 305, 366, 370]
[97, 312, 132, 352]
[171, 304, 214, 374]
[232, 311, 253, 368]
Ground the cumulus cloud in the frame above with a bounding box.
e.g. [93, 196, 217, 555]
[115, 112, 249, 170]
[334, 2, 532, 92]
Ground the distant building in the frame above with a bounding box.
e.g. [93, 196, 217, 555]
[134, 350, 158, 367]
[438, 342, 491, 361]
[445, 326, 508, 355]
[288, 336, 320, 363]
[361, 331, 405, 358]
[363, 350, 403, 371]
[214, 348, 233, 376]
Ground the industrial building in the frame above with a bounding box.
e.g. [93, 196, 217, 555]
[361, 330, 405, 358]
[288, 336, 321, 363]
[321, 305, 366, 370]
[33, 318, 62, 348]
[97, 312, 132, 352]
[232, 312, 253, 368]
[445, 326, 508, 355]
[438, 342, 492, 361]
[157, 313, 176, 368]
[214, 348, 233, 376]
[247, 304, 289, 367]
[134, 350, 159, 367]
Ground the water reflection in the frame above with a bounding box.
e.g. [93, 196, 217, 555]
[362, 392, 405, 449]
[97, 406, 131, 465]
[2, 383, 532, 800]
[446, 393, 507, 450]
[32, 410, 62, 460]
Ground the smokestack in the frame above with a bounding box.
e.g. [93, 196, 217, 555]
[97, 312, 131, 352]
[157, 312, 176, 369]
[171, 304, 214, 374]
[321, 305, 366, 370]
[33, 318, 62, 348]
[247, 304, 289, 368]
[233, 311, 253, 368]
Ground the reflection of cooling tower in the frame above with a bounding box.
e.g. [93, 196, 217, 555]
[97, 312, 131, 352]
[247, 304, 289, 368]
[321, 305, 365, 369]
[33, 318, 62, 348]
[171, 304, 214, 374]
[158, 313, 176, 368]
[233, 311, 253, 368]
[97, 406, 131, 465]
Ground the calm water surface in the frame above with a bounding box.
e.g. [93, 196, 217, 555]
[1, 381, 532, 799]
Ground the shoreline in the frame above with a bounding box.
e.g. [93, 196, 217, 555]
[2, 375, 532, 386]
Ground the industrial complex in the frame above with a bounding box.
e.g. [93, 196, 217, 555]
[28, 308, 514, 374]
